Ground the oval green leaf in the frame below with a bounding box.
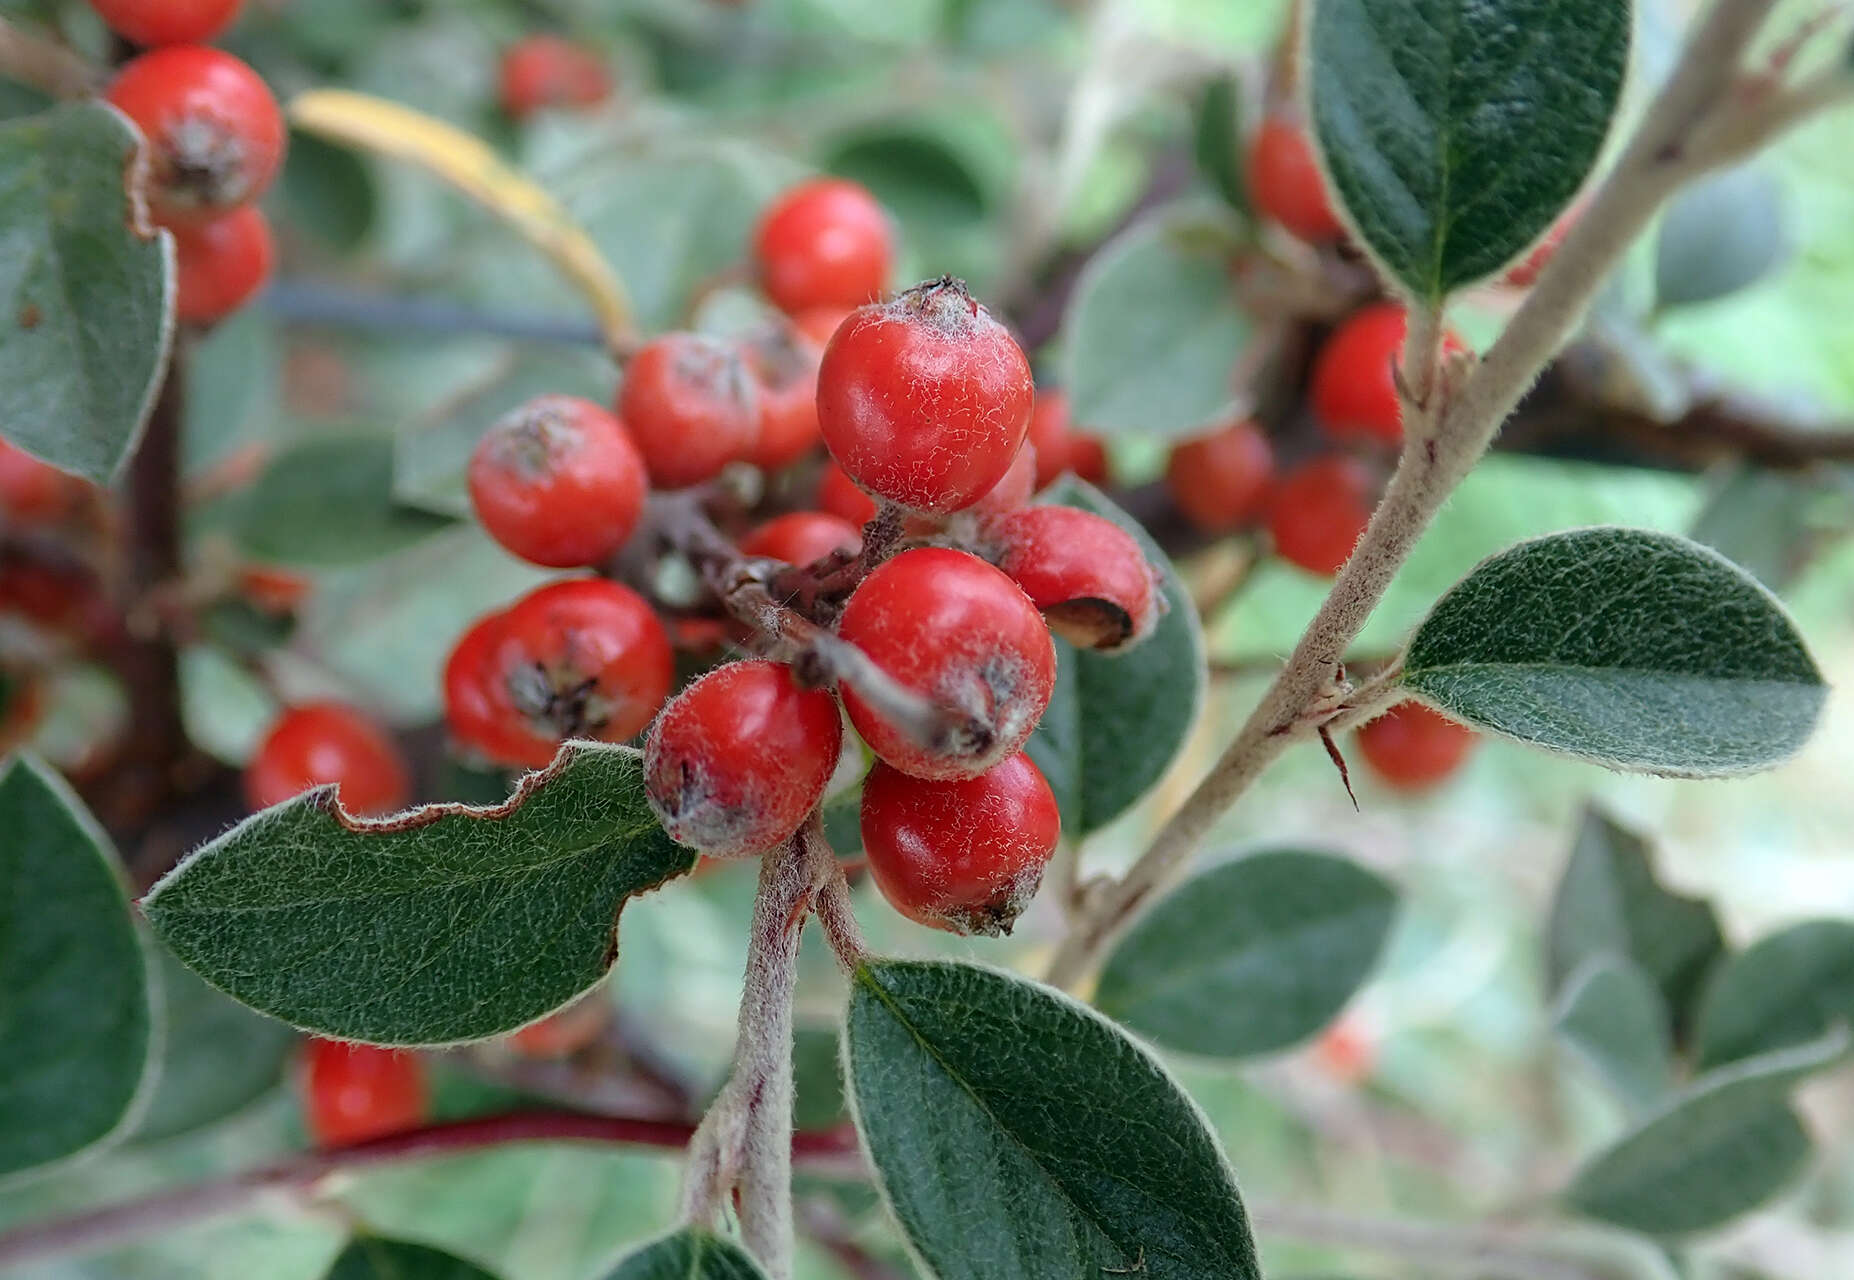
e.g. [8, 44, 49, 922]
[1694, 921, 1854, 1072]
[1094, 850, 1396, 1059]
[1654, 165, 1787, 311]
[144, 744, 694, 1046]
[1308, 0, 1629, 298]
[326, 1237, 502, 1280]
[0, 756, 154, 1178]
[236, 434, 455, 567]
[1564, 1030, 1846, 1237]
[845, 958, 1261, 1280]
[1402, 528, 1826, 776]
[1553, 957, 1674, 1115]
[0, 102, 173, 483]
[1058, 203, 1250, 439]
[1193, 74, 1247, 213]
[1026, 478, 1205, 835]
[600, 1228, 768, 1280]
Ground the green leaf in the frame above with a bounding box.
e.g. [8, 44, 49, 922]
[0, 102, 173, 483]
[0, 756, 153, 1177]
[1655, 166, 1787, 311]
[1308, 0, 1628, 298]
[1401, 528, 1826, 776]
[845, 958, 1261, 1280]
[284, 131, 379, 254]
[325, 1236, 502, 1280]
[600, 1228, 768, 1280]
[1094, 850, 1397, 1059]
[1554, 957, 1676, 1114]
[1546, 808, 1725, 1027]
[1694, 921, 1854, 1071]
[1058, 202, 1250, 439]
[1025, 478, 1206, 835]
[236, 434, 456, 567]
[1564, 1031, 1846, 1236]
[144, 744, 694, 1046]
[130, 945, 297, 1145]
[1193, 74, 1247, 212]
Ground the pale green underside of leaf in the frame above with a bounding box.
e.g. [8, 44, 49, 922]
[1094, 850, 1396, 1059]
[0, 102, 172, 482]
[1026, 478, 1205, 835]
[845, 958, 1260, 1280]
[1693, 920, 1854, 1072]
[599, 1228, 769, 1280]
[143, 744, 694, 1046]
[1309, 0, 1629, 298]
[0, 756, 153, 1179]
[1564, 1030, 1847, 1236]
[1553, 957, 1675, 1115]
[325, 1236, 504, 1280]
[1403, 528, 1825, 776]
[237, 434, 456, 567]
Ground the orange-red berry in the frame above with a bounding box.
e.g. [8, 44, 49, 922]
[88, 0, 242, 46]
[753, 178, 893, 315]
[740, 511, 862, 568]
[301, 1039, 427, 1148]
[244, 702, 411, 817]
[618, 334, 759, 490]
[1356, 701, 1476, 790]
[1267, 455, 1376, 577]
[1247, 115, 1344, 243]
[172, 205, 273, 325]
[1165, 421, 1275, 534]
[468, 396, 647, 568]
[988, 505, 1160, 653]
[499, 35, 611, 118]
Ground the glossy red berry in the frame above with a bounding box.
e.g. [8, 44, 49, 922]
[740, 511, 861, 567]
[302, 1039, 427, 1148]
[172, 205, 273, 325]
[89, 0, 241, 46]
[443, 580, 673, 770]
[244, 702, 410, 816]
[1311, 304, 1465, 447]
[645, 660, 843, 858]
[1267, 455, 1376, 577]
[791, 305, 852, 349]
[106, 47, 284, 227]
[965, 443, 1037, 520]
[1248, 115, 1344, 243]
[468, 395, 647, 568]
[1067, 435, 1109, 485]
[618, 334, 759, 489]
[1356, 701, 1476, 790]
[817, 278, 1034, 514]
[499, 35, 611, 119]
[1025, 390, 1076, 488]
[837, 548, 1054, 780]
[1166, 420, 1275, 534]
[816, 459, 878, 527]
[744, 322, 824, 471]
[988, 505, 1160, 654]
[860, 754, 1059, 936]
[0, 439, 85, 526]
[753, 178, 893, 315]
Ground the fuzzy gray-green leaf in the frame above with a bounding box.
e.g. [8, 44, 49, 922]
[1094, 850, 1396, 1059]
[144, 744, 693, 1046]
[1694, 921, 1854, 1071]
[1554, 957, 1675, 1114]
[600, 1229, 768, 1280]
[1308, 0, 1628, 298]
[845, 958, 1260, 1280]
[1402, 528, 1825, 776]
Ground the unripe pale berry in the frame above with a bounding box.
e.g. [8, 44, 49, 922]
[1166, 420, 1275, 534]
[1247, 115, 1344, 243]
[301, 1039, 427, 1148]
[499, 36, 611, 119]
[645, 660, 843, 858]
[618, 334, 759, 489]
[468, 395, 647, 568]
[987, 505, 1161, 654]
[1356, 701, 1476, 790]
[817, 277, 1034, 514]
[860, 753, 1060, 936]
[836, 547, 1054, 780]
[753, 178, 893, 315]
[244, 702, 411, 816]
[739, 511, 862, 568]
[172, 205, 274, 324]
[1267, 455, 1377, 577]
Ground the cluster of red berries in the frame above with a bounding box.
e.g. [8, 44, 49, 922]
[96, 0, 280, 326]
[499, 35, 613, 119]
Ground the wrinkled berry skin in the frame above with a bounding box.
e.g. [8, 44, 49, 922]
[988, 505, 1162, 654]
[645, 660, 843, 858]
[1356, 701, 1476, 790]
[468, 395, 647, 569]
[816, 278, 1034, 514]
[244, 702, 411, 816]
[860, 753, 1060, 936]
[836, 548, 1055, 781]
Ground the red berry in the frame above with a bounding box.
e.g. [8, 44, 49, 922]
[1355, 701, 1476, 790]
[1248, 115, 1344, 244]
[836, 548, 1054, 781]
[0, 439, 84, 526]
[791, 305, 852, 349]
[1267, 455, 1376, 577]
[442, 580, 673, 770]
[172, 205, 272, 325]
[645, 660, 843, 858]
[753, 178, 892, 315]
[468, 395, 647, 568]
[1311, 304, 1465, 447]
[106, 47, 284, 227]
[1504, 211, 1575, 288]
[301, 1039, 427, 1148]
[508, 993, 608, 1058]
[617, 334, 759, 490]
[499, 35, 611, 119]
[1025, 390, 1076, 488]
[860, 753, 1059, 936]
[237, 563, 310, 615]
[1067, 435, 1109, 485]
[1166, 420, 1275, 534]
[740, 511, 861, 567]
[744, 322, 824, 471]
[817, 278, 1034, 514]
[816, 460, 878, 527]
[965, 443, 1037, 520]
[89, 0, 241, 47]
[988, 505, 1160, 654]
[244, 702, 411, 816]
